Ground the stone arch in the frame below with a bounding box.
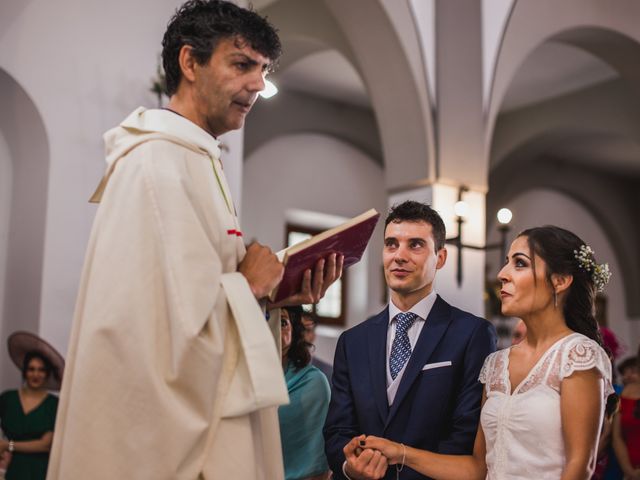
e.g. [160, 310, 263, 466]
[486, 0, 640, 146]
[490, 77, 640, 171]
[0, 68, 50, 386]
[256, 0, 436, 190]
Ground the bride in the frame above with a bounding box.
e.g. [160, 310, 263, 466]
[355, 226, 613, 480]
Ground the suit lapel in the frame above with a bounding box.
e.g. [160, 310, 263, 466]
[385, 296, 452, 429]
[368, 308, 390, 424]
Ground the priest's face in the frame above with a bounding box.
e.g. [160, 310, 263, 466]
[192, 36, 271, 136]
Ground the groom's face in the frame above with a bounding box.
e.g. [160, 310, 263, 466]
[383, 220, 446, 303]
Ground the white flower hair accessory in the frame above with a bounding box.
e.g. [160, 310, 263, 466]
[573, 245, 611, 292]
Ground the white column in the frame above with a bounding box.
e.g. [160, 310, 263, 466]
[435, 0, 486, 188]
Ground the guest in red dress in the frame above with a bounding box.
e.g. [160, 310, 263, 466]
[613, 354, 640, 479]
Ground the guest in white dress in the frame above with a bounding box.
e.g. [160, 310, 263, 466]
[353, 226, 614, 480]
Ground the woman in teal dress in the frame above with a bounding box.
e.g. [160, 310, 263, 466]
[278, 306, 331, 480]
[0, 333, 63, 480]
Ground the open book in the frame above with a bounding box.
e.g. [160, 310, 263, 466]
[271, 209, 380, 303]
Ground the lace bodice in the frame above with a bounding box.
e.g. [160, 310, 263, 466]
[479, 332, 613, 396]
[478, 333, 613, 479]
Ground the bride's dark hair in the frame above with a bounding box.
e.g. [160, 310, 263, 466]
[518, 226, 603, 346]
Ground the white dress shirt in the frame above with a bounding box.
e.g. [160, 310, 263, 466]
[386, 290, 437, 405]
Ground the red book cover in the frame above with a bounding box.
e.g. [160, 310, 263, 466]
[271, 209, 380, 303]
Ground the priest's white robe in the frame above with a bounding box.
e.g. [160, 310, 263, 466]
[47, 108, 289, 480]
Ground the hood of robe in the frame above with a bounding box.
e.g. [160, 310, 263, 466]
[91, 107, 222, 203]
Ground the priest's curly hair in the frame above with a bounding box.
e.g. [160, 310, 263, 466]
[162, 0, 282, 95]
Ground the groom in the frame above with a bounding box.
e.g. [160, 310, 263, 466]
[324, 201, 496, 479]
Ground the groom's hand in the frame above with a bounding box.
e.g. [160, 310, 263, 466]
[343, 435, 388, 479]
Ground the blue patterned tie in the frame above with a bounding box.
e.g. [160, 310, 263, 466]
[389, 312, 417, 380]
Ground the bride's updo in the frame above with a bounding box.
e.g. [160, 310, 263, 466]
[518, 226, 610, 346]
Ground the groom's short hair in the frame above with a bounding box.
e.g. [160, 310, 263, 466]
[385, 201, 446, 251]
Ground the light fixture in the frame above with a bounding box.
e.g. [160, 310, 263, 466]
[497, 208, 512, 225]
[445, 186, 513, 286]
[454, 200, 469, 219]
[259, 79, 278, 99]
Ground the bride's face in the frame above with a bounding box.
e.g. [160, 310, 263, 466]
[498, 236, 553, 318]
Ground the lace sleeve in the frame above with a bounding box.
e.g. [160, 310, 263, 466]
[478, 351, 495, 386]
[560, 336, 614, 397]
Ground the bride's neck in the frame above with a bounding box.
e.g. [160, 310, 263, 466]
[521, 308, 571, 349]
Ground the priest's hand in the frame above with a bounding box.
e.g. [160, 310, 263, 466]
[239, 242, 284, 300]
[269, 253, 344, 308]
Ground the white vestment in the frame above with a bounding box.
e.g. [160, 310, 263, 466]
[47, 108, 289, 480]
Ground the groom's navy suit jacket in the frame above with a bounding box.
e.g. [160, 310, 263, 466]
[324, 295, 496, 479]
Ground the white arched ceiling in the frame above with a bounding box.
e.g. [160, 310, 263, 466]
[499, 41, 617, 113]
[260, 0, 436, 190]
[261, 0, 356, 70]
[325, 0, 435, 188]
[278, 49, 370, 108]
[482, 0, 515, 108]
[486, 0, 640, 145]
[245, 48, 383, 163]
[0, 68, 50, 387]
[407, 0, 436, 106]
[491, 77, 639, 171]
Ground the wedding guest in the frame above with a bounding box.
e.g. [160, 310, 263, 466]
[279, 306, 331, 480]
[612, 350, 640, 479]
[0, 332, 63, 480]
[618, 357, 639, 388]
[301, 311, 333, 381]
[592, 375, 620, 480]
[511, 319, 526, 345]
[360, 226, 613, 479]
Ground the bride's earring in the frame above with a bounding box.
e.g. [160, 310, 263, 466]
[553, 290, 558, 308]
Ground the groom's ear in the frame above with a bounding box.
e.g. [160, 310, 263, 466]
[435, 247, 447, 270]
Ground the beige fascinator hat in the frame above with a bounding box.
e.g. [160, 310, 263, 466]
[7, 331, 65, 391]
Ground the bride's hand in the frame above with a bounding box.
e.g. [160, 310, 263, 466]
[362, 436, 403, 465]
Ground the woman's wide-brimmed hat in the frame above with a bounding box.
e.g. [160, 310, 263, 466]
[7, 331, 65, 391]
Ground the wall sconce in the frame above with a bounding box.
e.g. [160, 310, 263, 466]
[445, 186, 512, 286]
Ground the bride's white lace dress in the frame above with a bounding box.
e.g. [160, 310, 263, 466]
[479, 332, 613, 479]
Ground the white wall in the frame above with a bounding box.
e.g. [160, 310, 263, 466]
[0, 130, 11, 356]
[0, 67, 50, 389]
[0, 0, 184, 357]
[242, 133, 387, 362]
[486, 188, 635, 352]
